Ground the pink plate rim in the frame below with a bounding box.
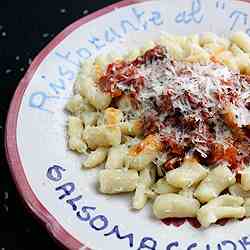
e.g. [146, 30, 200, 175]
[4, 0, 250, 249]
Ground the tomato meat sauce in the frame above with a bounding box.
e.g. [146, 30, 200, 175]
[97, 45, 250, 174]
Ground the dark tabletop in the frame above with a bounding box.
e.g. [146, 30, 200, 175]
[0, 1, 119, 249]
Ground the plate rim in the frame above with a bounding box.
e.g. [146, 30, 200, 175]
[4, 0, 144, 249]
[4, 0, 250, 249]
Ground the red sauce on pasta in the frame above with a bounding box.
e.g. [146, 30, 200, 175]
[98, 45, 250, 174]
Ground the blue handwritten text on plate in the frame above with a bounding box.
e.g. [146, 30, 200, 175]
[47, 164, 250, 250]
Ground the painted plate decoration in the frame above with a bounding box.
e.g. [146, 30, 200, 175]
[5, 0, 250, 249]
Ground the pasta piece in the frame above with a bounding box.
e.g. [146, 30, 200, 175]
[66, 94, 95, 114]
[216, 51, 239, 71]
[231, 32, 250, 54]
[74, 60, 94, 94]
[120, 120, 143, 137]
[80, 111, 99, 127]
[79, 77, 112, 110]
[83, 148, 108, 169]
[152, 178, 179, 194]
[184, 43, 210, 64]
[244, 198, 250, 217]
[241, 167, 250, 191]
[99, 169, 139, 194]
[159, 36, 185, 60]
[153, 193, 200, 219]
[186, 34, 200, 45]
[200, 32, 218, 46]
[83, 125, 121, 149]
[229, 183, 250, 198]
[126, 135, 162, 171]
[203, 43, 225, 56]
[166, 157, 208, 189]
[202, 33, 230, 52]
[94, 54, 109, 74]
[139, 165, 156, 187]
[104, 107, 123, 125]
[235, 54, 250, 74]
[179, 187, 196, 199]
[145, 189, 157, 199]
[197, 195, 245, 227]
[67, 116, 87, 153]
[132, 184, 147, 210]
[105, 145, 128, 169]
[230, 44, 245, 56]
[194, 164, 236, 203]
[132, 165, 155, 210]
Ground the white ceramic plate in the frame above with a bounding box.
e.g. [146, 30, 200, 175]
[5, 0, 250, 249]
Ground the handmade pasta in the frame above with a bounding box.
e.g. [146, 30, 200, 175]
[79, 77, 111, 110]
[229, 183, 250, 198]
[231, 31, 250, 54]
[67, 116, 87, 154]
[119, 120, 143, 137]
[81, 111, 99, 127]
[99, 169, 139, 194]
[152, 178, 179, 194]
[241, 167, 250, 191]
[197, 195, 245, 227]
[105, 145, 127, 169]
[83, 125, 121, 149]
[83, 147, 108, 169]
[166, 157, 208, 189]
[194, 164, 236, 203]
[66, 31, 250, 227]
[153, 193, 200, 219]
[126, 135, 162, 171]
[244, 198, 250, 217]
[132, 165, 155, 210]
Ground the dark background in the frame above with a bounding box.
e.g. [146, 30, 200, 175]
[0, 1, 118, 249]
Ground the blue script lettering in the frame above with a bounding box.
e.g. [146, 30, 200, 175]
[220, 240, 237, 250]
[132, 7, 147, 30]
[120, 19, 139, 34]
[175, 0, 204, 24]
[166, 241, 179, 250]
[187, 243, 198, 250]
[66, 195, 83, 211]
[105, 27, 122, 43]
[89, 215, 109, 231]
[229, 10, 248, 31]
[58, 65, 75, 81]
[149, 11, 164, 26]
[76, 47, 92, 60]
[29, 91, 60, 113]
[88, 35, 106, 50]
[47, 165, 66, 181]
[138, 237, 157, 250]
[55, 51, 80, 68]
[55, 182, 75, 200]
[104, 225, 134, 248]
[238, 236, 250, 250]
[76, 206, 96, 221]
[49, 78, 66, 95]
